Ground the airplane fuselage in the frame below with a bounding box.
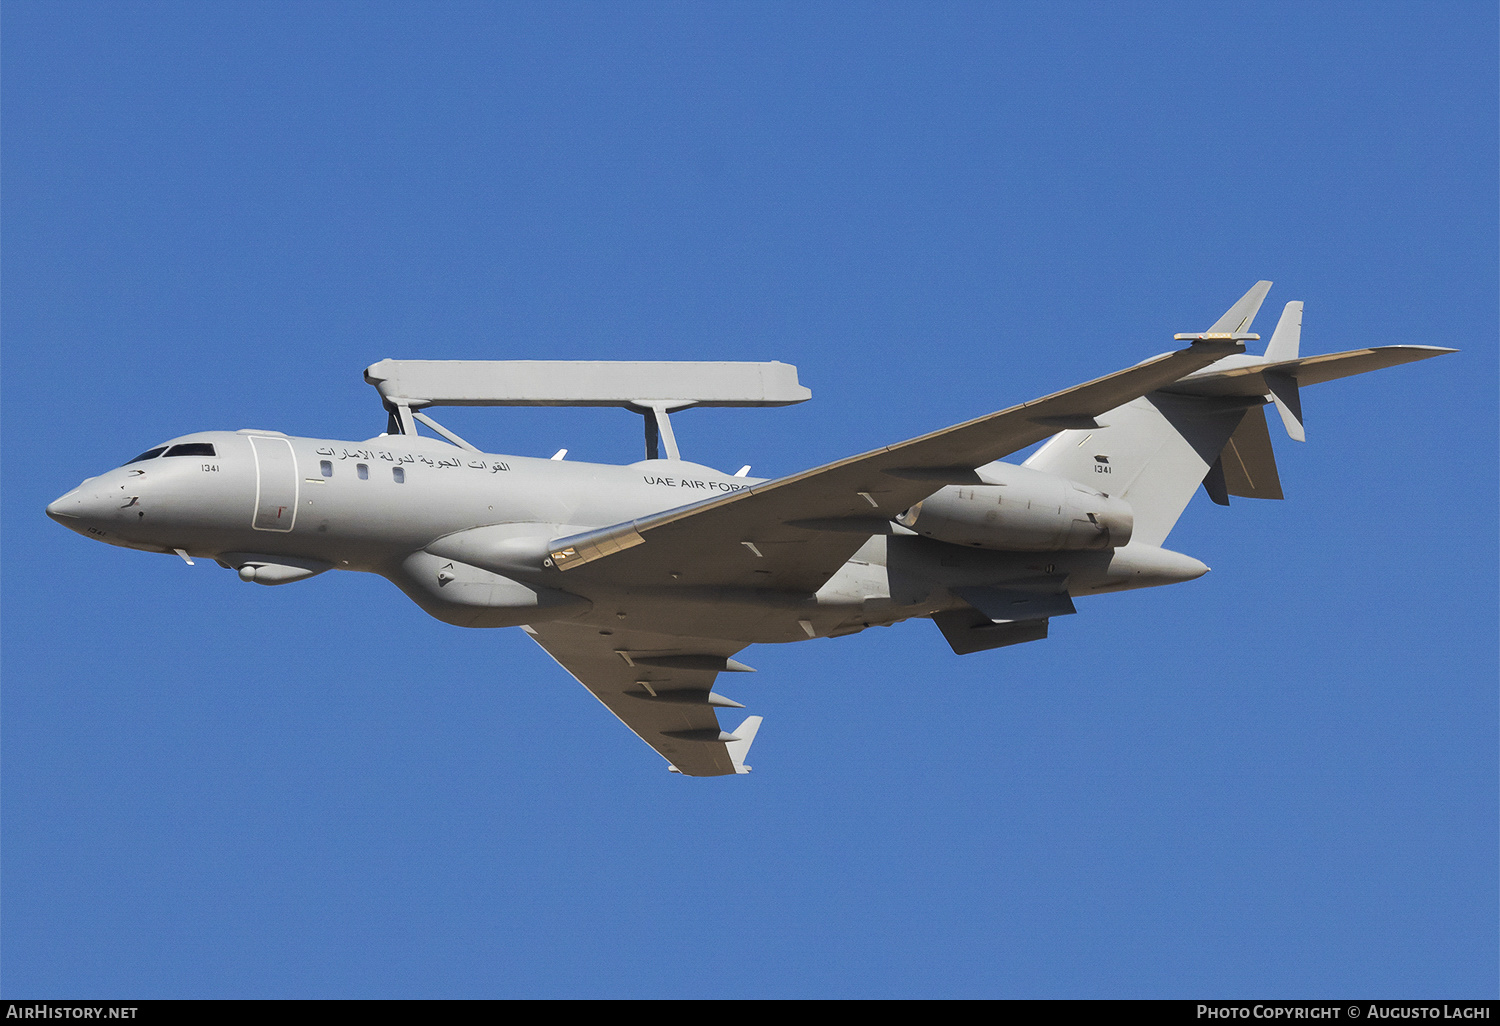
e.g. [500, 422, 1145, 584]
[47, 428, 1208, 646]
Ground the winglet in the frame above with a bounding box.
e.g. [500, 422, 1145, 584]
[1207, 280, 1273, 335]
[725, 715, 763, 774]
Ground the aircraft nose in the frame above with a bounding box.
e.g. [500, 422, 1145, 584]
[46, 482, 125, 531]
[46, 489, 82, 523]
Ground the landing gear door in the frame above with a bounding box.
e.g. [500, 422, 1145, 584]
[249, 435, 299, 532]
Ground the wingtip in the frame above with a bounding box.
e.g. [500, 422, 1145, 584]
[726, 715, 763, 774]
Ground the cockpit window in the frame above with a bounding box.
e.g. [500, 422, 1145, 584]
[164, 443, 216, 457]
[124, 446, 169, 465]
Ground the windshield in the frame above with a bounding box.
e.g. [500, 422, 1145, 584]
[164, 443, 216, 457]
[123, 446, 168, 465]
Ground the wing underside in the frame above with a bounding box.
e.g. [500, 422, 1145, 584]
[523, 621, 759, 777]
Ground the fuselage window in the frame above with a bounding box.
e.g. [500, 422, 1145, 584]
[393, 467, 405, 484]
[124, 446, 168, 465]
[320, 460, 333, 477]
[357, 463, 369, 480]
[164, 443, 217, 458]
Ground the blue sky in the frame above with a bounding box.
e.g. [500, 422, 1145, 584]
[3, 0, 1495, 998]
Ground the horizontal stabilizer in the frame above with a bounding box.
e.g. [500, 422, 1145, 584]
[1168, 345, 1456, 398]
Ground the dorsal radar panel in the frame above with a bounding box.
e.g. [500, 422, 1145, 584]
[363, 359, 812, 460]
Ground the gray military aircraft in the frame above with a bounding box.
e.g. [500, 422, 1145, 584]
[47, 283, 1452, 776]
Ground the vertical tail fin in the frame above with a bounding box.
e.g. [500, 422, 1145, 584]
[1024, 395, 1252, 547]
[1024, 283, 1274, 546]
[1264, 301, 1303, 362]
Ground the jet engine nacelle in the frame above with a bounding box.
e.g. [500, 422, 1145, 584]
[898, 462, 1133, 551]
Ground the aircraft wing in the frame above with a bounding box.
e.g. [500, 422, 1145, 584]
[548, 339, 1242, 592]
[523, 621, 761, 777]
